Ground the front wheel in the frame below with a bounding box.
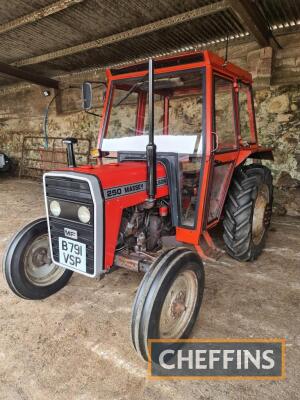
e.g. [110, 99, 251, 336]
[131, 247, 205, 361]
[3, 218, 73, 300]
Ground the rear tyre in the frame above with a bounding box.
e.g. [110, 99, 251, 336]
[131, 247, 205, 361]
[3, 218, 73, 300]
[223, 164, 273, 261]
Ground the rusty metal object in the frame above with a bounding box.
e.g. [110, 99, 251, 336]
[114, 253, 152, 273]
[19, 136, 91, 178]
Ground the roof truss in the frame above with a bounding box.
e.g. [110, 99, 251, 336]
[0, 0, 84, 35]
[0, 0, 279, 87]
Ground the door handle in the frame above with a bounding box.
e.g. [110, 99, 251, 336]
[211, 131, 218, 153]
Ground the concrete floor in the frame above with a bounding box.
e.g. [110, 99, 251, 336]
[0, 178, 299, 400]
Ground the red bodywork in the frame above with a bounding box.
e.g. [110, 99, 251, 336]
[72, 162, 169, 268]
[63, 50, 272, 268]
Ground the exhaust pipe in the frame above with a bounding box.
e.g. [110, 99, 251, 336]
[146, 59, 157, 202]
[63, 137, 78, 168]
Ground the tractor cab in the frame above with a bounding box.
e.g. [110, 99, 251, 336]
[99, 56, 206, 230]
[89, 50, 269, 252]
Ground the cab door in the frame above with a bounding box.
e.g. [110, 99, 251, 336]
[207, 74, 239, 225]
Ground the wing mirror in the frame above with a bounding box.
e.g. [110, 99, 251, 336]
[82, 81, 93, 110]
[82, 81, 107, 112]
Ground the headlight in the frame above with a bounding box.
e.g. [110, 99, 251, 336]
[78, 206, 91, 223]
[49, 200, 61, 217]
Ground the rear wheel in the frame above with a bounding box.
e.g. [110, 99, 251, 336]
[223, 164, 273, 261]
[131, 247, 205, 361]
[3, 218, 73, 299]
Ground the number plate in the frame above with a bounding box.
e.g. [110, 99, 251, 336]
[59, 237, 86, 272]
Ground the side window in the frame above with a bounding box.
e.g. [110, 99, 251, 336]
[239, 83, 255, 144]
[214, 76, 237, 151]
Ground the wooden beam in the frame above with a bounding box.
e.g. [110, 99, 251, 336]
[13, 0, 230, 67]
[229, 0, 271, 47]
[0, 62, 59, 88]
[0, 0, 84, 35]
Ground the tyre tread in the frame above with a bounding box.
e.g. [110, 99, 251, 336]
[223, 164, 273, 261]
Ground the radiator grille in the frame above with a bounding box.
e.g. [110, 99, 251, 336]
[45, 175, 95, 276]
[45, 176, 93, 204]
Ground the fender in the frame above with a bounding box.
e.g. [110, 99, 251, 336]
[236, 147, 273, 166]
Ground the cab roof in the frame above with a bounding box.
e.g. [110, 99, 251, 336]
[108, 50, 252, 83]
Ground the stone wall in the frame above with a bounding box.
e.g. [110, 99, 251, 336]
[0, 32, 299, 215]
[255, 85, 300, 216]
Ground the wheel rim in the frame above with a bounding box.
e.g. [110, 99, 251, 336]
[252, 184, 270, 246]
[159, 269, 198, 338]
[24, 234, 65, 286]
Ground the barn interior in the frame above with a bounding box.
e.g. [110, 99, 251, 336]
[0, 1, 299, 399]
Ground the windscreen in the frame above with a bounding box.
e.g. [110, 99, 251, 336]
[102, 68, 205, 228]
[102, 69, 204, 155]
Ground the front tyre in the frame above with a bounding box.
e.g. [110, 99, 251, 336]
[131, 247, 205, 361]
[3, 218, 73, 300]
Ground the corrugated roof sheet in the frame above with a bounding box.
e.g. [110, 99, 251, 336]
[259, 0, 300, 28]
[0, 0, 299, 87]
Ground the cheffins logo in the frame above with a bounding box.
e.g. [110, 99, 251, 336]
[148, 339, 285, 380]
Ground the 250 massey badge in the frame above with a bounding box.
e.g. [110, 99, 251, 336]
[104, 182, 145, 199]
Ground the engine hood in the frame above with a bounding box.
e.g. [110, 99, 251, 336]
[60, 161, 167, 190]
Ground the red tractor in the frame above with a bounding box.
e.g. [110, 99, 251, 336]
[3, 50, 273, 361]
